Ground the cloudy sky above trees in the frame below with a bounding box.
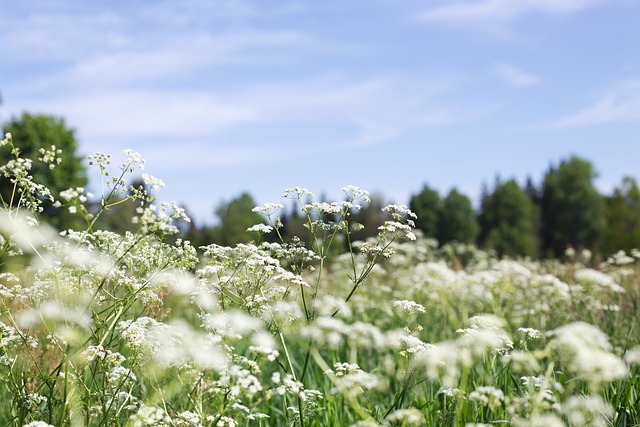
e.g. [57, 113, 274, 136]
[1, 0, 639, 224]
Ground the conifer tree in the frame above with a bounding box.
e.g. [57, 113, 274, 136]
[540, 156, 605, 257]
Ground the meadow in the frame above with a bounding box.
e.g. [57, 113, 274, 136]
[0, 133, 638, 426]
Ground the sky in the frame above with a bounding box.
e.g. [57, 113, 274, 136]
[1, 0, 640, 225]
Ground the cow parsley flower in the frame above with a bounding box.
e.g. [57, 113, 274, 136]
[606, 250, 635, 265]
[247, 224, 273, 234]
[129, 404, 172, 426]
[23, 422, 55, 427]
[342, 185, 371, 203]
[393, 300, 426, 314]
[624, 346, 640, 365]
[17, 300, 92, 330]
[249, 345, 279, 361]
[282, 186, 313, 199]
[122, 149, 145, 172]
[560, 395, 615, 427]
[469, 386, 504, 410]
[415, 315, 513, 387]
[575, 268, 625, 293]
[517, 327, 542, 340]
[547, 322, 628, 387]
[512, 415, 564, 427]
[38, 145, 63, 169]
[252, 203, 283, 215]
[174, 411, 203, 427]
[1, 132, 11, 146]
[387, 408, 425, 425]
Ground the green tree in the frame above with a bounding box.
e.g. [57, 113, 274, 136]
[1, 113, 87, 230]
[524, 176, 541, 204]
[437, 188, 479, 244]
[209, 192, 266, 246]
[479, 179, 538, 257]
[603, 176, 640, 255]
[540, 156, 606, 257]
[409, 184, 441, 238]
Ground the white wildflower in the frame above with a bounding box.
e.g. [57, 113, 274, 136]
[342, 185, 371, 203]
[512, 414, 565, 427]
[282, 186, 313, 199]
[23, 422, 56, 427]
[350, 421, 383, 427]
[247, 224, 273, 234]
[607, 250, 635, 265]
[547, 322, 628, 387]
[575, 268, 625, 293]
[129, 404, 172, 426]
[142, 173, 165, 191]
[174, 411, 203, 427]
[252, 203, 283, 215]
[387, 408, 425, 425]
[517, 327, 542, 340]
[393, 300, 427, 314]
[560, 394, 615, 427]
[249, 345, 279, 361]
[468, 386, 504, 410]
[17, 300, 92, 329]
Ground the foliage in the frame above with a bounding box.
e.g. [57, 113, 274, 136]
[437, 188, 478, 245]
[207, 192, 267, 246]
[540, 156, 606, 258]
[409, 183, 440, 238]
[410, 185, 478, 246]
[603, 176, 640, 255]
[1, 113, 87, 230]
[479, 179, 539, 257]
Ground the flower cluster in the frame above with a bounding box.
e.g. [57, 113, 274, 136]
[1, 136, 638, 427]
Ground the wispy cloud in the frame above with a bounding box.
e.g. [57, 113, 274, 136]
[418, 0, 600, 26]
[0, 1, 307, 65]
[4, 15, 309, 93]
[494, 63, 540, 87]
[62, 30, 308, 88]
[535, 80, 640, 129]
[21, 75, 460, 156]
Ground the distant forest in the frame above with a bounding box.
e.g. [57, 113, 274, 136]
[3, 113, 640, 260]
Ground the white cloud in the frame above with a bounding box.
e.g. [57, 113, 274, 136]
[0, 1, 307, 66]
[5, 25, 308, 95]
[536, 80, 640, 129]
[7, 73, 462, 172]
[61, 30, 308, 88]
[27, 90, 258, 137]
[56, 76, 453, 139]
[418, 0, 600, 25]
[494, 63, 540, 87]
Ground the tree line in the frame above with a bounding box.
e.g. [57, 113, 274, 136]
[2, 113, 639, 260]
[190, 150, 639, 261]
[408, 156, 628, 259]
[429, 156, 640, 259]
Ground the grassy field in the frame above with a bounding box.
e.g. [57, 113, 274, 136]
[1, 137, 639, 426]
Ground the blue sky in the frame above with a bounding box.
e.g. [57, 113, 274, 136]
[2, 0, 640, 225]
